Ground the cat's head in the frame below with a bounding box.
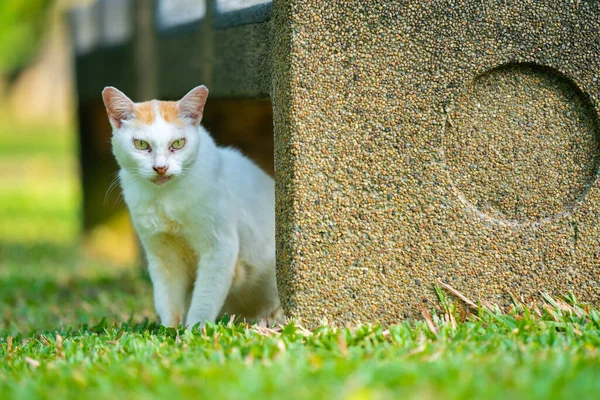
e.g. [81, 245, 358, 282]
[102, 85, 209, 186]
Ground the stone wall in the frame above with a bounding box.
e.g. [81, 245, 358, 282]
[273, 0, 600, 326]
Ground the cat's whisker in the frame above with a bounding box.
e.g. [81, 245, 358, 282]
[104, 172, 121, 206]
[113, 190, 125, 206]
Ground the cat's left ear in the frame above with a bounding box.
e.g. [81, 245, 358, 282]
[178, 85, 209, 126]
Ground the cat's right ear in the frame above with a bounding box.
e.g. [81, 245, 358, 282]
[102, 87, 135, 130]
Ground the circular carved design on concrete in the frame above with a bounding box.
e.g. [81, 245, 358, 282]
[444, 63, 600, 224]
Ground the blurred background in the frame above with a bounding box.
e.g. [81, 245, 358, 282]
[0, 0, 273, 335]
[0, 0, 148, 335]
[0, 0, 77, 244]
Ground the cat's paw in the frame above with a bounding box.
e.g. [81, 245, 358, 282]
[159, 310, 184, 328]
[265, 306, 286, 326]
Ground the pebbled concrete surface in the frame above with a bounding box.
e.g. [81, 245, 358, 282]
[272, 0, 600, 326]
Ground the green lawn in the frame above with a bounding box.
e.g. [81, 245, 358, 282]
[1, 122, 599, 399]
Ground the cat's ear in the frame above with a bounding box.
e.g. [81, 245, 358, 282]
[177, 85, 209, 126]
[102, 86, 135, 130]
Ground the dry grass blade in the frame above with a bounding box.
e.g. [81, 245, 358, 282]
[480, 299, 496, 312]
[337, 333, 349, 357]
[540, 292, 582, 317]
[295, 324, 313, 336]
[437, 280, 478, 309]
[253, 325, 281, 336]
[543, 304, 560, 322]
[24, 357, 40, 368]
[244, 353, 255, 366]
[419, 304, 438, 336]
[39, 335, 50, 346]
[7, 336, 13, 355]
[276, 339, 286, 353]
[448, 310, 457, 330]
[425, 347, 445, 362]
[56, 334, 64, 359]
[227, 315, 236, 328]
[540, 292, 563, 310]
[406, 344, 426, 357]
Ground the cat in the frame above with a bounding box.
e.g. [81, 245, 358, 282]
[102, 85, 282, 327]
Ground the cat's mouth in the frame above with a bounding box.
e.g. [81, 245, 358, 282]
[152, 175, 172, 185]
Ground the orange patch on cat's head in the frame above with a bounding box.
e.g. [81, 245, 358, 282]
[134, 101, 156, 125]
[158, 101, 185, 127]
[132, 100, 185, 127]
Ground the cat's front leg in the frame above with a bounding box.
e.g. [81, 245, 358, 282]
[186, 239, 238, 327]
[148, 261, 190, 327]
[144, 237, 192, 328]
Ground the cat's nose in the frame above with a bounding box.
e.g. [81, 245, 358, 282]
[153, 166, 169, 176]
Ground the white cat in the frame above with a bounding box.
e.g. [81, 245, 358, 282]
[102, 85, 282, 327]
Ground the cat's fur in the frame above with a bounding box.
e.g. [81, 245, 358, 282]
[102, 85, 281, 327]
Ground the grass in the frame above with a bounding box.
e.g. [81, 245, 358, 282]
[1, 120, 599, 399]
[0, 120, 78, 244]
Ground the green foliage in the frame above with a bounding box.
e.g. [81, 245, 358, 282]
[0, 0, 52, 75]
[0, 119, 78, 244]
[1, 298, 600, 399]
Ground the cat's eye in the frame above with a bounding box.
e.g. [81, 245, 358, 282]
[133, 139, 150, 151]
[171, 138, 186, 150]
